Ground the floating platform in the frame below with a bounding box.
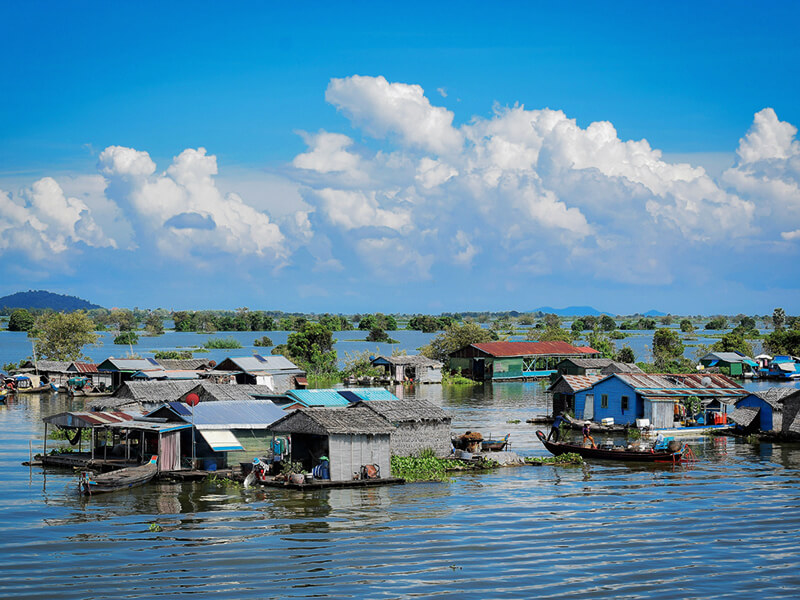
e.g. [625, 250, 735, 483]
[261, 477, 405, 490]
[39, 453, 140, 472]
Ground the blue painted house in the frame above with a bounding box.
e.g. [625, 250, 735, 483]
[573, 373, 748, 428]
[732, 387, 800, 433]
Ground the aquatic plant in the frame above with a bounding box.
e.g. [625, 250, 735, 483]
[253, 335, 273, 347]
[525, 453, 583, 465]
[203, 336, 243, 349]
[391, 455, 451, 482]
[149, 523, 163, 532]
[442, 367, 479, 385]
[627, 428, 642, 440]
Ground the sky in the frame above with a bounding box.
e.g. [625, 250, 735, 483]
[1, 1, 799, 315]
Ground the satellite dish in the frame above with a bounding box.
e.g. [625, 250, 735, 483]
[701, 376, 712, 387]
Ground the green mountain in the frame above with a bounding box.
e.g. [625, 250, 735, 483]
[0, 290, 101, 312]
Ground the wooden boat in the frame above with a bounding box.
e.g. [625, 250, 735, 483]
[481, 433, 510, 451]
[79, 455, 159, 495]
[536, 430, 686, 463]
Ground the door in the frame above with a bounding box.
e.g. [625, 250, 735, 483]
[584, 394, 594, 420]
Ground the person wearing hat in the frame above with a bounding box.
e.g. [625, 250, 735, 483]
[312, 456, 330, 480]
[548, 412, 567, 442]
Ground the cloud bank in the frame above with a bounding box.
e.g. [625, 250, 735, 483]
[1, 77, 798, 308]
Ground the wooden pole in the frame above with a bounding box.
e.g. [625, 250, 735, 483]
[43, 423, 47, 457]
[91, 427, 95, 460]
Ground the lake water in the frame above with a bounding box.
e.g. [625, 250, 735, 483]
[2, 381, 800, 599]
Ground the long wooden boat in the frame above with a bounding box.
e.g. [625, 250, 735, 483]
[79, 456, 158, 495]
[482, 433, 510, 451]
[536, 431, 685, 463]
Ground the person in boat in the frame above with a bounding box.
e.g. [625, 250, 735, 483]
[582, 422, 597, 448]
[548, 413, 567, 442]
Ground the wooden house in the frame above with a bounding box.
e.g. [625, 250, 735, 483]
[732, 387, 800, 434]
[96, 358, 165, 390]
[17, 360, 71, 386]
[553, 358, 643, 378]
[571, 373, 748, 428]
[698, 351, 758, 378]
[147, 399, 287, 469]
[89, 380, 199, 412]
[448, 341, 599, 381]
[547, 374, 604, 415]
[352, 398, 451, 457]
[268, 407, 394, 481]
[212, 355, 306, 391]
[66, 361, 113, 389]
[370, 355, 443, 383]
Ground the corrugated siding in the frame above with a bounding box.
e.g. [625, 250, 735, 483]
[329, 434, 391, 481]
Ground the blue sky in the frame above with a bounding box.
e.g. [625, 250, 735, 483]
[1, 1, 799, 314]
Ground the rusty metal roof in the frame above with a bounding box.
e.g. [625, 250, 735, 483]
[470, 341, 594, 357]
[69, 362, 99, 374]
[43, 411, 137, 428]
[611, 372, 748, 399]
[557, 374, 604, 392]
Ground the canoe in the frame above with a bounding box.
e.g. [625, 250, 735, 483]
[481, 434, 510, 451]
[79, 456, 158, 495]
[536, 430, 685, 463]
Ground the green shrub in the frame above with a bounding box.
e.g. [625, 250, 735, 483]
[203, 336, 243, 349]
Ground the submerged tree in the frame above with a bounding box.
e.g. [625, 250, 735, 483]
[773, 307, 786, 331]
[7, 308, 35, 332]
[29, 311, 98, 361]
[652, 328, 685, 371]
[419, 322, 497, 363]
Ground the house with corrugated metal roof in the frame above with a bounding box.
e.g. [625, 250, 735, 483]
[66, 361, 113, 389]
[572, 373, 749, 428]
[96, 357, 165, 389]
[698, 351, 758, 378]
[449, 341, 599, 381]
[351, 398, 451, 457]
[271, 387, 403, 408]
[212, 355, 306, 391]
[732, 387, 800, 434]
[17, 360, 71, 386]
[89, 380, 200, 412]
[553, 358, 643, 378]
[268, 407, 395, 481]
[370, 355, 443, 383]
[147, 400, 288, 469]
[547, 374, 604, 415]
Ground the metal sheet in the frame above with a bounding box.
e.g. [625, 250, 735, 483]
[198, 429, 244, 452]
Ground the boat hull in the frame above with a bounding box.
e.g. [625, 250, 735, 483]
[79, 457, 158, 495]
[536, 431, 683, 463]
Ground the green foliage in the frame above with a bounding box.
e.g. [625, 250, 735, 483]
[619, 320, 637, 330]
[711, 331, 753, 357]
[203, 336, 243, 349]
[705, 316, 727, 330]
[359, 313, 398, 331]
[317, 314, 353, 331]
[627, 428, 642, 440]
[442, 367, 479, 385]
[144, 312, 165, 336]
[682, 395, 702, 418]
[3, 361, 20, 372]
[609, 330, 626, 340]
[527, 325, 573, 342]
[172, 309, 275, 332]
[586, 327, 615, 359]
[7, 308, 35, 332]
[366, 327, 398, 343]
[408, 315, 451, 333]
[390, 454, 453, 482]
[599, 315, 617, 331]
[652, 328, 685, 370]
[773, 307, 786, 331]
[154, 350, 193, 359]
[285, 322, 338, 375]
[637, 318, 657, 330]
[660, 315, 674, 326]
[113, 331, 139, 345]
[419, 321, 497, 363]
[543, 313, 561, 329]
[149, 523, 163, 532]
[615, 345, 636, 363]
[524, 453, 583, 465]
[29, 311, 98, 361]
[253, 335, 273, 347]
[571, 319, 585, 334]
[341, 350, 382, 379]
[679, 319, 695, 333]
[280, 460, 305, 475]
[763, 329, 800, 355]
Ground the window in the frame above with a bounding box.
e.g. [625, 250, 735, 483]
[601, 394, 608, 408]
[621, 395, 629, 412]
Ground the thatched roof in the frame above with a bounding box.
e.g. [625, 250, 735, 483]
[269, 406, 395, 435]
[731, 406, 760, 428]
[89, 380, 198, 411]
[748, 387, 800, 409]
[352, 399, 450, 423]
[156, 358, 213, 370]
[191, 383, 276, 402]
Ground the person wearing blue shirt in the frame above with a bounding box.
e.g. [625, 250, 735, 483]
[548, 413, 566, 442]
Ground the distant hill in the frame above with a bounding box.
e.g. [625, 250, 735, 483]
[533, 306, 606, 316]
[0, 290, 101, 312]
[642, 309, 667, 317]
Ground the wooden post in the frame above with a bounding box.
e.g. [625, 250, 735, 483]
[104, 428, 108, 460]
[91, 427, 95, 460]
[43, 423, 47, 457]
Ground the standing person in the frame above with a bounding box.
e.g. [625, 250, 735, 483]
[582, 422, 597, 448]
[548, 413, 566, 442]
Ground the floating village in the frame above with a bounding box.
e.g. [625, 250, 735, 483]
[4, 332, 800, 496]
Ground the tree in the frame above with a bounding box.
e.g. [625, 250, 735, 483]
[679, 319, 694, 333]
[652, 328, 685, 370]
[253, 335, 273, 347]
[144, 312, 165, 336]
[616, 346, 635, 363]
[113, 331, 139, 345]
[660, 315, 674, 326]
[711, 331, 753, 357]
[359, 313, 397, 331]
[586, 328, 615, 359]
[599, 315, 617, 331]
[29, 312, 98, 361]
[341, 350, 382, 378]
[110, 309, 138, 332]
[527, 326, 573, 342]
[543, 313, 561, 329]
[7, 309, 35, 332]
[283, 322, 338, 375]
[366, 327, 393, 342]
[773, 307, 786, 331]
[408, 315, 440, 333]
[571, 319, 585, 335]
[763, 329, 800, 356]
[705, 316, 727, 330]
[419, 322, 496, 363]
[637, 318, 657, 330]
